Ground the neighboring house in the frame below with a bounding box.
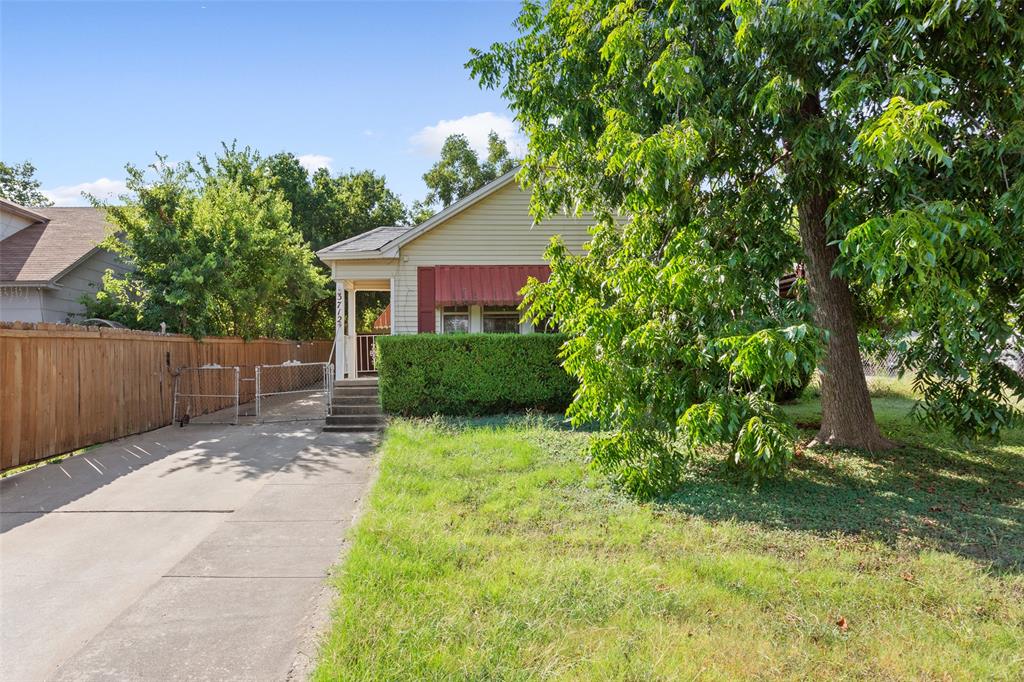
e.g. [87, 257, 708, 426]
[0, 198, 128, 323]
[317, 169, 593, 379]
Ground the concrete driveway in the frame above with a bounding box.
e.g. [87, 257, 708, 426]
[0, 418, 377, 681]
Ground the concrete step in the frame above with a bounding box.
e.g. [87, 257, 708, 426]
[332, 396, 381, 407]
[332, 397, 378, 406]
[330, 404, 383, 416]
[323, 424, 383, 433]
[333, 387, 379, 398]
[326, 414, 385, 427]
[334, 378, 379, 388]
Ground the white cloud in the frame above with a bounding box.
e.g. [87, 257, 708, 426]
[42, 178, 128, 206]
[297, 154, 333, 174]
[410, 112, 526, 158]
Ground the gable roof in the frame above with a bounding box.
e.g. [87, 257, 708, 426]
[316, 167, 520, 261]
[0, 197, 51, 225]
[0, 207, 115, 285]
[321, 225, 412, 256]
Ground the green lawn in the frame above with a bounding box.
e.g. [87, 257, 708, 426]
[315, 382, 1024, 680]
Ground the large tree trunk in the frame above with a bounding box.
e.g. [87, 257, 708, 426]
[797, 191, 895, 451]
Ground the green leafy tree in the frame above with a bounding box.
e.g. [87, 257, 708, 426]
[416, 131, 519, 220]
[265, 152, 322, 245]
[84, 150, 326, 339]
[206, 147, 407, 252]
[309, 168, 408, 251]
[260, 154, 406, 336]
[357, 292, 390, 334]
[470, 0, 1024, 495]
[0, 161, 53, 207]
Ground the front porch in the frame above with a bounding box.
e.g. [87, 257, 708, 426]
[333, 278, 392, 380]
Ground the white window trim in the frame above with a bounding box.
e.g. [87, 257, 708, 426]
[470, 304, 482, 333]
[441, 305, 471, 334]
[433, 304, 539, 334]
[481, 305, 523, 334]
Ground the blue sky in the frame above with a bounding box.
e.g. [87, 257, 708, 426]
[1, 0, 523, 206]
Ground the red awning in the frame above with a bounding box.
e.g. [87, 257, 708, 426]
[372, 304, 391, 331]
[434, 265, 551, 307]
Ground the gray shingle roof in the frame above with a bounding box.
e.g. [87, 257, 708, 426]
[0, 197, 51, 224]
[0, 207, 114, 284]
[321, 225, 411, 254]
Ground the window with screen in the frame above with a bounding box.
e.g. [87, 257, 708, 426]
[442, 306, 470, 334]
[482, 305, 520, 334]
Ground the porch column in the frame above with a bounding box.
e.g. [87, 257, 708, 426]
[389, 277, 396, 335]
[347, 283, 357, 378]
[335, 284, 346, 381]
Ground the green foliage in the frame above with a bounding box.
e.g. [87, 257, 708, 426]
[415, 131, 518, 220]
[470, 0, 1024, 493]
[0, 160, 53, 207]
[263, 154, 406, 336]
[357, 292, 389, 334]
[84, 145, 408, 339]
[84, 146, 327, 339]
[263, 152, 325, 248]
[376, 333, 574, 416]
[306, 167, 408, 252]
[837, 199, 1024, 440]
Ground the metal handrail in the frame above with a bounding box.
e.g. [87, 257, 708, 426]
[327, 327, 339, 369]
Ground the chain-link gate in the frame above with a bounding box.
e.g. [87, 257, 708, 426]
[172, 362, 332, 426]
[172, 365, 242, 425]
[255, 361, 333, 422]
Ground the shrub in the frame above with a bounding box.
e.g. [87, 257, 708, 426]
[377, 333, 575, 416]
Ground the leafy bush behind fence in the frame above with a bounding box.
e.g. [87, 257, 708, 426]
[377, 333, 575, 416]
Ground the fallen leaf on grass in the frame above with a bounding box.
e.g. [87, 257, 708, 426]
[836, 616, 848, 632]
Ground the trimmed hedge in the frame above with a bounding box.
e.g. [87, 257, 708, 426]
[377, 333, 575, 416]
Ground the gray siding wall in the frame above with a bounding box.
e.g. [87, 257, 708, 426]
[41, 249, 130, 323]
[0, 288, 44, 322]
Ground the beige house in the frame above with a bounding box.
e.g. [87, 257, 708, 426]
[0, 199, 129, 324]
[317, 170, 593, 379]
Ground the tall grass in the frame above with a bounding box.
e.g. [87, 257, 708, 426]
[315, 393, 1024, 680]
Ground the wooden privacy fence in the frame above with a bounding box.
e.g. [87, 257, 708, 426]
[0, 322, 331, 471]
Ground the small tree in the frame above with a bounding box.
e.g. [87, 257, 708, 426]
[0, 161, 53, 207]
[470, 0, 1024, 494]
[86, 150, 326, 339]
